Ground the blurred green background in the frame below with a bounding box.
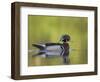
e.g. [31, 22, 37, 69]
[28, 15, 88, 66]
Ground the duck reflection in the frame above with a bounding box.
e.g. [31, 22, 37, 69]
[32, 34, 70, 64]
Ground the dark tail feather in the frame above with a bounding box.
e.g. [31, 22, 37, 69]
[32, 44, 45, 50]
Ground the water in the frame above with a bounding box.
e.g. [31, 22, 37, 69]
[28, 50, 70, 66]
[28, 47, 87, 66]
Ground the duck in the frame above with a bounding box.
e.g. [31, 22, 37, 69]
[32, 34, 70, 57]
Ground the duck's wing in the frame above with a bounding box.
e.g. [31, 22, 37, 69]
[32, 44, 45, 50]
[45, 43, 62, 46]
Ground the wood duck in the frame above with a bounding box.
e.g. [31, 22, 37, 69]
[32, 34, 70, 57]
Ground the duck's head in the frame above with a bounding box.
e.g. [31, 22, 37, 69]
[60, 34, 70, 42]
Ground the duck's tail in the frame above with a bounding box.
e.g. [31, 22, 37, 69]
[32, 44, 45, 51]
